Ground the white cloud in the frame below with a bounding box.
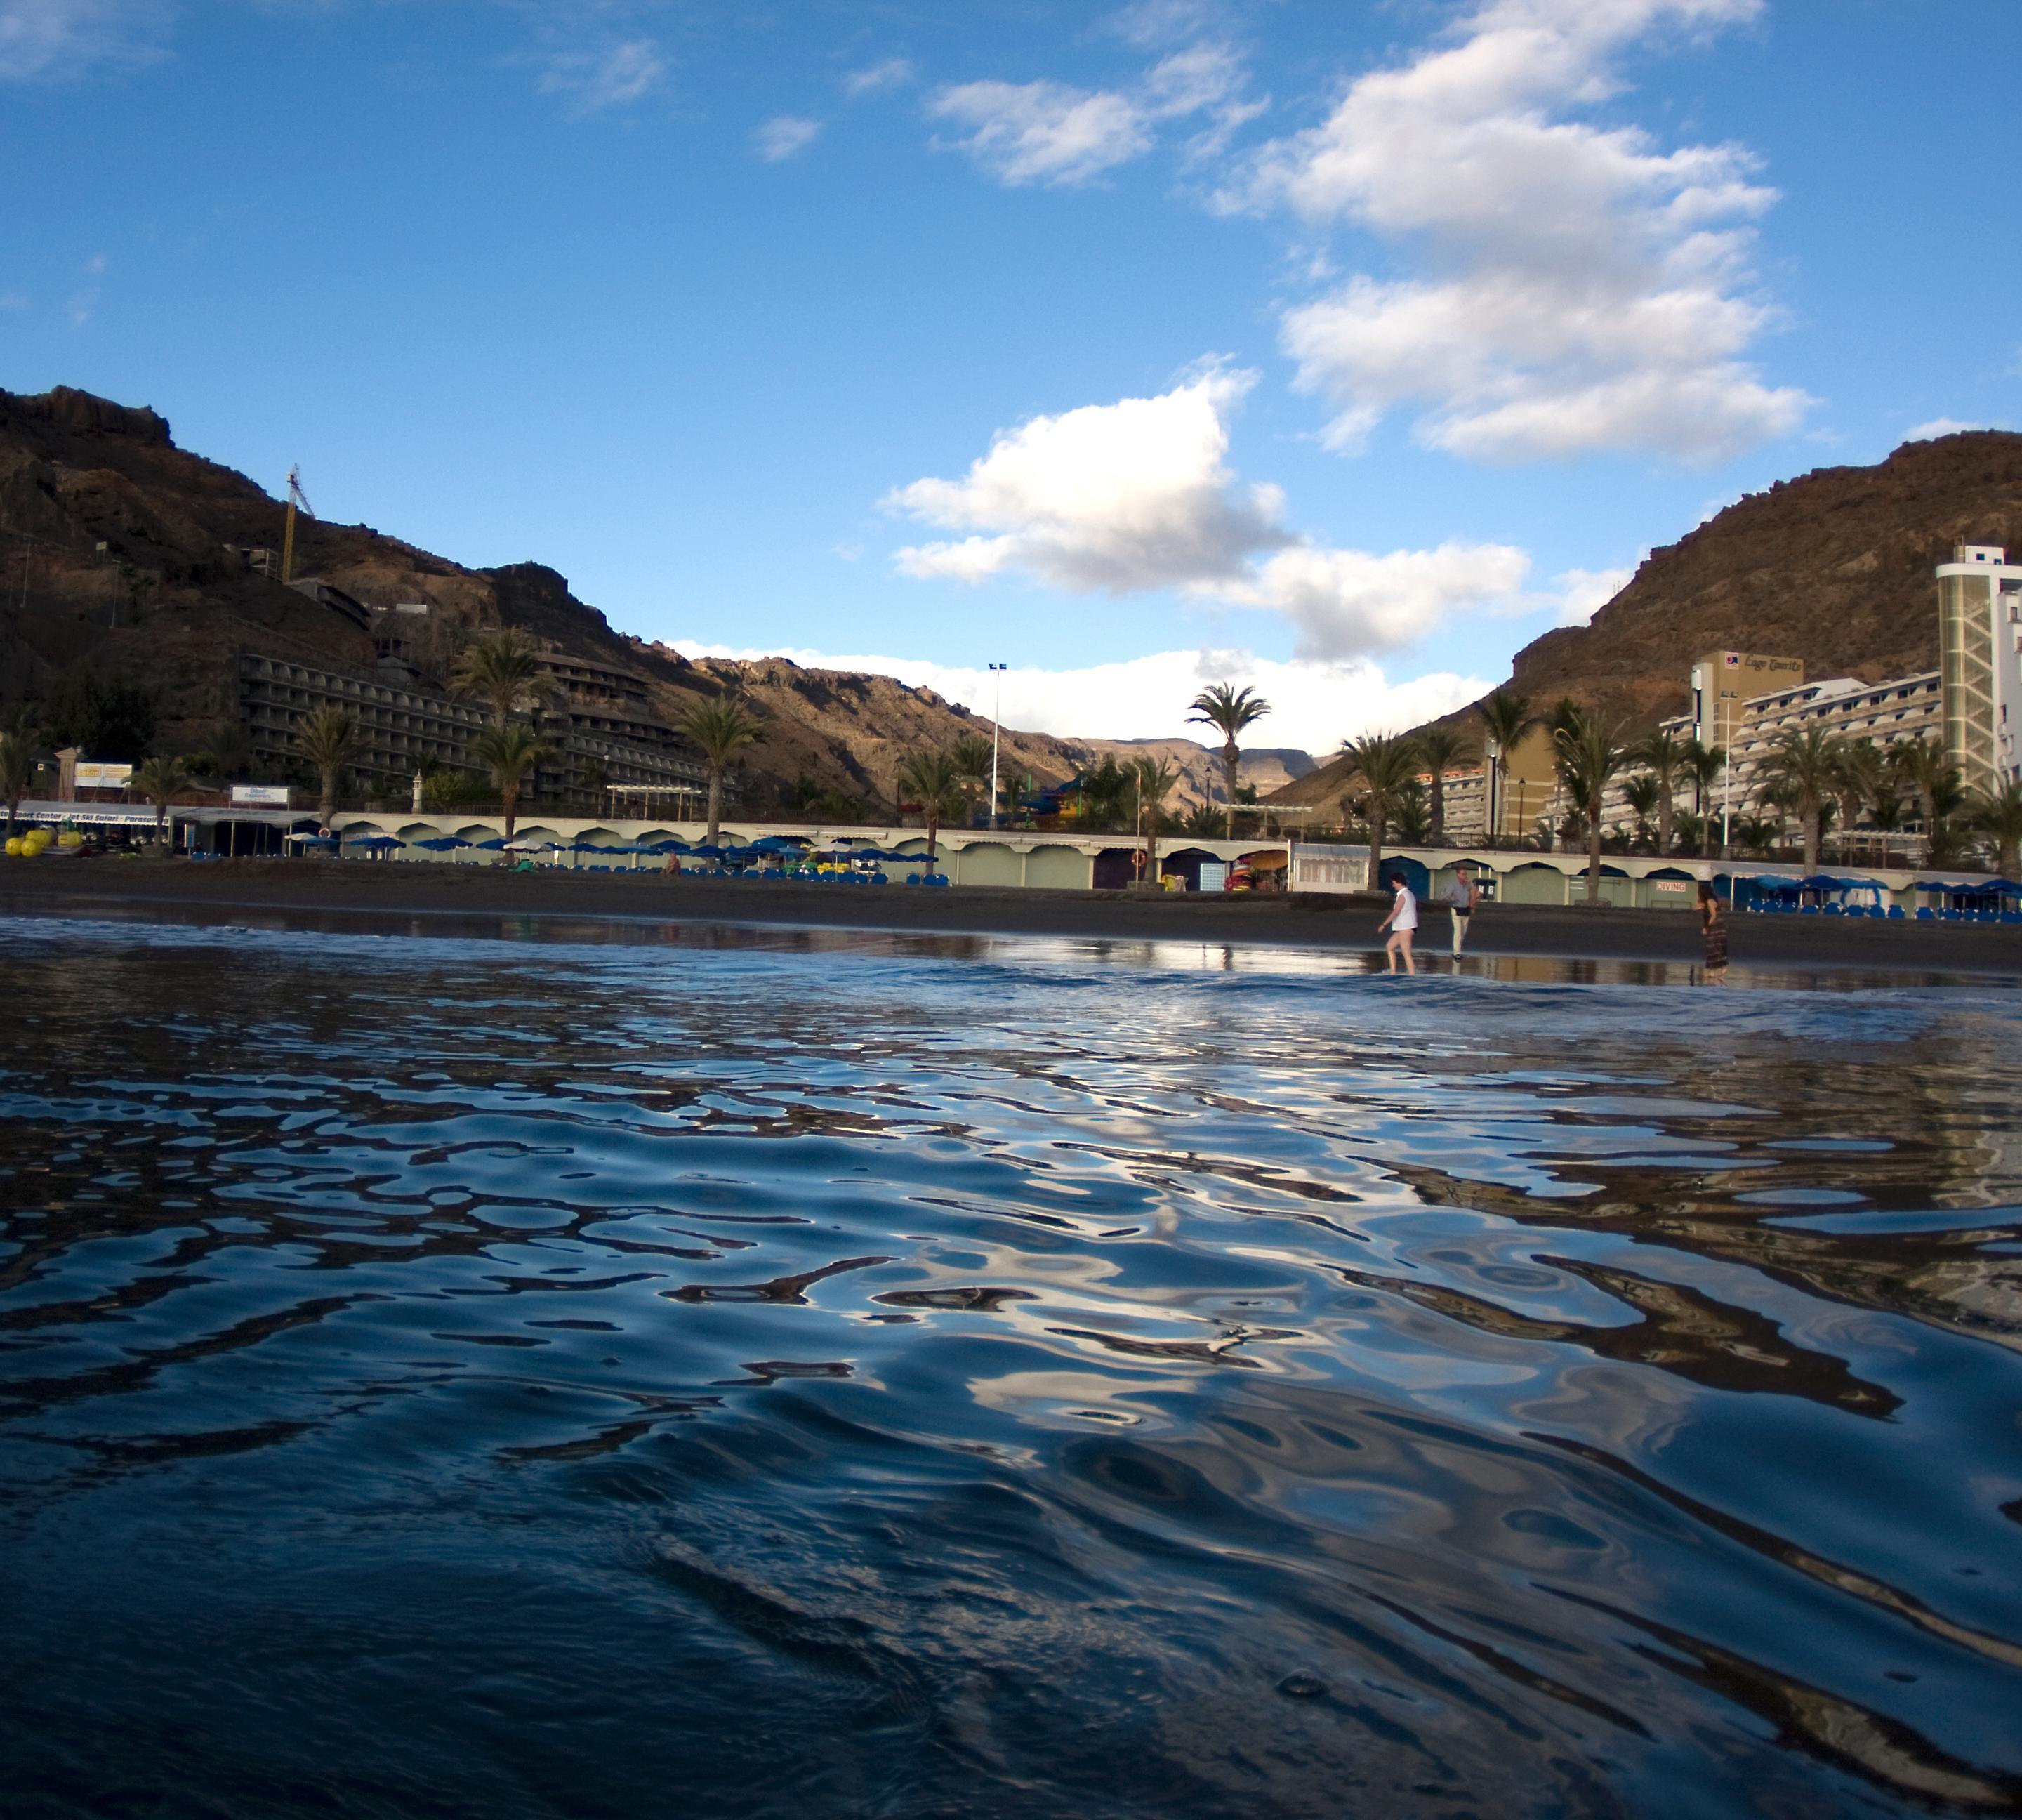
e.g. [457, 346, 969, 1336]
[0, 0, 164, 81]
[536, 37, 664, 113]
[843, 58, 914, 97]
[1548, 565, 1632, 625]
[1907, 417, 2010, 442]
[1234, 0, 1809, 463]
[885, 367, 1288, 592]
[753, 114, 821, 161]
[928, 79, 1153, 186]
[884, 368, 1533, 661]
[928, 37, 1255, 186]
[666, 639, 1486, 756]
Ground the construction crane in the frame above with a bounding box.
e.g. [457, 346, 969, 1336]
[280, 465, 315, 584]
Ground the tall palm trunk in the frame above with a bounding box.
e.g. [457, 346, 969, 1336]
[1586, 804, 1604, 902]
[925, 808, 939, 864]
[1366, 807, 1387, 892]
[1429, 769, 1446, 844]
[503, 779, 522, 842]
[1803, 805, 1821, 876]
[706, 769, 724, 846]
[1222, 741, 1238, 838]
[319, 764, 339, 826]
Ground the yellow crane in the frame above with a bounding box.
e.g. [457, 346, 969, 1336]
[279, 465, 315, 584]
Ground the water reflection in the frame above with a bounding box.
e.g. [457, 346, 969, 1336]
[2, 911, 2019, 1819]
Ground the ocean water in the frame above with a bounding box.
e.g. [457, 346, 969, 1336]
[1, 912, 2018, 1820]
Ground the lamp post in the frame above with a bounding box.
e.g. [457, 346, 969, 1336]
[987, 662, 1006, 831]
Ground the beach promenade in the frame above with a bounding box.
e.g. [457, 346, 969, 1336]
[6, 857, 2021, 976]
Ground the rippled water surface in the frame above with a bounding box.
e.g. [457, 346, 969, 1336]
[4, 913, 2021, 1820]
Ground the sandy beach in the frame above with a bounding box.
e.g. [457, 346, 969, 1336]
[6, 855, 2021, 976]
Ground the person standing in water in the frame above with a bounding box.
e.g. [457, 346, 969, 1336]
[1379, 871, 1418, 975]
[1441, 863, 1480, 961]
[1698, 880, 1729, 984]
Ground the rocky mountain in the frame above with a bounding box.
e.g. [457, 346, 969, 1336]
[1271, 430, 2022, 812]
[0, 385, 1296, 813]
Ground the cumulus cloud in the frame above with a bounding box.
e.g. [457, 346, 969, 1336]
[667, 640, 1487, 756]
[0, 0, 165, 81]
[928, 39, 1256, 186]
[1907, 417, 2011, 442]
[536, 36, 665, 113]
[753, 114, 821, 161]
[843, 57, 915, 97]
[884, 368, 1533, 661]
[1232, 0, 1808, 463]
[885, 367, 1288, 592]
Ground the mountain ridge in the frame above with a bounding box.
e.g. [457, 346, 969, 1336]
[1269, 430, 2022, 812]
[0, 385, 1310, 812]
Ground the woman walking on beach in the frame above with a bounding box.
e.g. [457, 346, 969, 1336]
[1380, 871, 1418, 975]
[1698, 880, 1729, 984]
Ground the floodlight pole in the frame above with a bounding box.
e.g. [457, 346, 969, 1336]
[988, 663, 1006, 830]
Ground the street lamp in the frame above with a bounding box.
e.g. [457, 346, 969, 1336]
[987, 663, 1006, 830]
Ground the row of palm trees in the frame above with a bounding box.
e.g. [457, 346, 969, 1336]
[1333, 692, 2022, 899]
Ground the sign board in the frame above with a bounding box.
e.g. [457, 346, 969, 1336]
[74, 762, 132, 789]
[232, 784, 291, 807]
[1196, 861, 1229, 893]
[1653, 880, 1691, 893]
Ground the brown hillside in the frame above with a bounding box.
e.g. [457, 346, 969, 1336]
[1271, 430, 2022, 814]
[0, 384, 1297, 811]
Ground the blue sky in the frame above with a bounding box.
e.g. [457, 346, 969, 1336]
[4, 0, 2017, 753]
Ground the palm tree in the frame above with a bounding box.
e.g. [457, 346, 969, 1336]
[0, 731, 32, 836]
[1867, 785, 1905, 869]
[1830, 739, 1885, 865]
[1474, 690, 1535, 847]
[472, 723, 554, 843]
[1756, 726, 1844, 876]
[1554, 708, 1627, 904]
[1628, 729, 1686, 855]
[1684, 739, 1728, 856]
[1187, 682, 1271, 837]
[1736, 815, 1778, 859]
[1970, 778, 2022, 880]
[1131, 754, 1179, 884]
[1413, 725, 1468, 846]
[677, 696, 763, 845]
[896, 749, 967, 864]
[1340, 732, 1422, 890]
[296, 706, 359, 826]
[1622, 774, 1660, 851]
[452, 628, 562, 727]
[1891, 737, 1962, 866]
[133, 755, 192, 845]
[1071, 756, 1132, 831]
[949, 734, 995, 824]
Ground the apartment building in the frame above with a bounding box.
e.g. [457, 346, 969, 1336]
[1938, 543, 2022, 791]
[236, 649, 706, 807]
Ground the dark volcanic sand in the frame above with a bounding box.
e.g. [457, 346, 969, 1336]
[5, 857, 2021, 977]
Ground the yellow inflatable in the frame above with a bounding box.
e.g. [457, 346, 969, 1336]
[57, 831, 82, 848]
[4, 837, 20, 858]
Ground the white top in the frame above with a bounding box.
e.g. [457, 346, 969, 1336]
[1390, 885, 1418, 931]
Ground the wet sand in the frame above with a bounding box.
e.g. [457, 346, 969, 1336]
[6, 855, 2021, 977]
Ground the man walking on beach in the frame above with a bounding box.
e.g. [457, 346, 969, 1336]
[1378, 871, 1418, 975]
[1441, 863, 1480, 960]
